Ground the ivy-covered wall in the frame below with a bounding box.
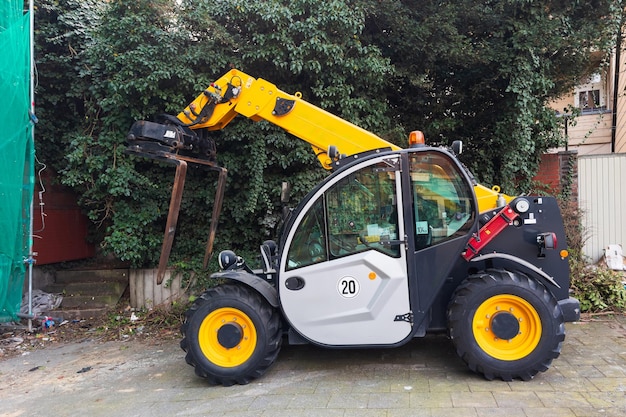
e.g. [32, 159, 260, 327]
[33, 0, 621, 272]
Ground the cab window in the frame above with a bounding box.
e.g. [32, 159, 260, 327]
[286, 197, 327, 270]
[410, 152, 475, 250]
[286, 160, 401, 271]
[326, 161, 400, 259]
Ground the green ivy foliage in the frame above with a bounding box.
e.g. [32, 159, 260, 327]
[361, 0, 619, 193]
[34, 0, 621, 272]
[34, 0, 102, 165]
[35, 0, 395, 268]
[556, 199, 626, 313]
[572, 265, 626, 312]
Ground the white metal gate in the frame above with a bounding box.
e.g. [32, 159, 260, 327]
[578, 153, 626, 263]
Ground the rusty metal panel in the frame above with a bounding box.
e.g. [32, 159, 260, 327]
[32, 172, 95, 265]
[578, 154, 626, 263]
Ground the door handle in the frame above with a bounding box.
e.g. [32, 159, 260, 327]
[285, 276, 305, 290]
[380, 234, 407, 247]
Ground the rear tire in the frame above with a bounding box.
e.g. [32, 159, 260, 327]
[447, 269, 564, 381]
[180, 283, 282, 386]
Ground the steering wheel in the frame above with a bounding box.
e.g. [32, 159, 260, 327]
[307, 239, 325, 262]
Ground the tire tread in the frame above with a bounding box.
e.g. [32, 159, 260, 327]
[448, 269, 564, 381]
[180, 284, 282, 386]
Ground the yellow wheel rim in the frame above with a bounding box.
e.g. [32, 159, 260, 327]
[198, 307, 257, 368]
[472, 294, 542, 361]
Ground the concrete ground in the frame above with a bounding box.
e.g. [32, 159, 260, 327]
[1, 317, 625, 417]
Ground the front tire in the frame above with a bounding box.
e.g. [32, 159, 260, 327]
[180, 284, 282, 386]
[447, 269, 564, 381]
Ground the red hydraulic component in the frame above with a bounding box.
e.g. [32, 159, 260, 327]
[462, 205, 520, 261]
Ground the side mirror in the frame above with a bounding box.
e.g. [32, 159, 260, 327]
[452, 140, 463, 155]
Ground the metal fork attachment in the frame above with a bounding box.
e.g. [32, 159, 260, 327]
[126, 118, 227, 284]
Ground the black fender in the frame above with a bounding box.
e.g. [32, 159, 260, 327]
[470, 253, 561, 289]
[211, 270, 279, 308]
[469, 252, 580, 322]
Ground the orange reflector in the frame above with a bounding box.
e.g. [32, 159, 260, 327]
[408, 130, 425, 147]
[368, 272, 377, 280]
[560, 249, 569, 259]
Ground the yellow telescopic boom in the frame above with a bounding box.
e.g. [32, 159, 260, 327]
[176, 69, 400, 170]
[176, 68, 511, 211]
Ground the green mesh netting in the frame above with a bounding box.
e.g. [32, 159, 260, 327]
[0, 2, 34, 322]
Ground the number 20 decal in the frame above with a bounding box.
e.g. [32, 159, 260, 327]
[337, 276, 360, 298]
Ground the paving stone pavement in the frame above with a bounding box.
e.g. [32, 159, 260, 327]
[1, 316, 625, 417]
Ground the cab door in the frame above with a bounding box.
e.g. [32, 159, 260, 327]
[278, 155, 412, 346]
[407, 150, 477, 327]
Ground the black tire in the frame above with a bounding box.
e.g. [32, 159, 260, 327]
[447, 269, 565, 381]
[180, 283, 282, 386]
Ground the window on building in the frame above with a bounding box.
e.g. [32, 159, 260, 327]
[578, 90, 600, 110]
[574, 73, 606, 113]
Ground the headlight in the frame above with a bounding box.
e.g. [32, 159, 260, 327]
[218, 250, 238, 270]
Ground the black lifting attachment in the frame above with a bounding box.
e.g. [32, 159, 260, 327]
[126, 117, 227, 284]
